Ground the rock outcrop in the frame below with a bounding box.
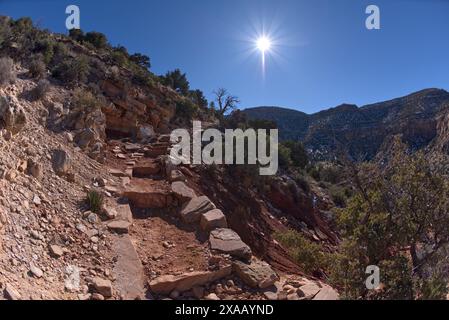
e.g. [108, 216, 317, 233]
[244, 88, 449, 160]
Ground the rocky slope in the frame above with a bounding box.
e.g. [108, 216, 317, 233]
[244, 88, 449, 160]
[0, 25, 339, 300]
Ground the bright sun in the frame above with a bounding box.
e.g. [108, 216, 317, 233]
[256, 36, 271, 52]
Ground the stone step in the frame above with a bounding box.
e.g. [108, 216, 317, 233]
[132, 159, 161, 177]
[209, 228, 252, 261]
[180, 196, 215, 224]
[233, 259, 279, 289]
[144, 145, 169, 158]
[122, 178, 174, 209]
[149, 266, 232, 295]
[112, 234, 146, 300]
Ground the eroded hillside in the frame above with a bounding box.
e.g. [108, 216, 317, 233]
[0, 16, 339, 300]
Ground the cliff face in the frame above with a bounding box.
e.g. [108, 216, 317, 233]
[244, 89, 449, 160]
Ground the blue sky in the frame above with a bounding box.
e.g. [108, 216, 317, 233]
[1, 0, 449, 113]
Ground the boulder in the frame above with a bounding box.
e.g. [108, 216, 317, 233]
[233, 259, 279, 289]
[51, 149, 71, 176]
[0, 96, 26, 134]
[137, 124, 155, 141]
[171, 181, 196, 203]
[200, 209, 227, 232]
[92, 277, 113, 298]
[27, 158, 43, 180]
[180, 196, 215, 224]
[74, 128, 96, 149]
[149, 266, 232, 295]
[209, 228, 252, 261]
[3, 284, 21, 300]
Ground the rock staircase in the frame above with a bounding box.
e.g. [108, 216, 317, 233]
[101, 134, 338, 300]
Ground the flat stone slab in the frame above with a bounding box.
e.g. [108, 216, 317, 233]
[149, 266, 232, 295]
[107, 220, 131, 234]
[171, 181, 196, 203]
[123, 179, 173, 209]
[209, 228, 252, 261]
[200, 209, 227, 232]
[313, 286, 339, 300]
[132, 160, 161, 177]
[109, 168, 130, 178]
[233, 259, 279, 289]
[297, 283, 321, 297]
[115, 204, 133, 223]
[180, 196, 215, 224]
[112, 234, 146, 300]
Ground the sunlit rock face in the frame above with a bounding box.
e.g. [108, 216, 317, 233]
[244, 88, 449, 161]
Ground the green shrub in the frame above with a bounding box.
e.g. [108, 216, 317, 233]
[130, 53, 151, 69]
[275, 230, 331, 274]
[278, 144, 292, 169]
[13, 17, 33, 34]
[176, 99, 198, 120]
[320, 165, 342, 184]
[69, 29, 84, 42]
[34, 38, 55, 64]
[0, 57, 15, 86]
[0, 16, 12, 47]
[329, 185, 346, 207]
[283, 141, 309, 169]
[84, 31, 108, 49]
[52, 55, 90, 86]
[160, 69, 190, 95]
[293, 173, 310, 193]
[29, 54, 46, 79]
[30, 79, 50, 100]
[72, 88, 105, 111]
[86, 190, 104, 213]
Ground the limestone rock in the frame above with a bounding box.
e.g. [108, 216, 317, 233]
[149, 266, 232, 295]
[123, 179, 173, 209]
[209, 228, 252, 261]
[52, 149, 71, 176]
[233, 259, 279, 289]
[180, 196, 215, 224]
[200, 209, 227, 232]
[3, 284, 21, 300]
[92, 277, 113, 298]
[107, 220, 131, 234]
[171, 181, 196, 203]
[0, 96, 27, 134]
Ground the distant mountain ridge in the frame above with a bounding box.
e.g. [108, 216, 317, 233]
[243, 88, 449, 160]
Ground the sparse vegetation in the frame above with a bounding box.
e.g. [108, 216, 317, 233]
[213, 88, 240, 117]
[0, 57, 15, 86]
[72, 88, 105, 111]
[52, 55, 90, 86]
[175, 99, 199, 121]
[330, 138, 449, 300]
[161, 69, 190, 95]
[30, 79, 50, 101]
[275, 230, 331, 275]
[86, 190, 104, 214]
[28, 54, 46, 79]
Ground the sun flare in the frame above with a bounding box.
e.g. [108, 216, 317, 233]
[256, 36, 272, 52]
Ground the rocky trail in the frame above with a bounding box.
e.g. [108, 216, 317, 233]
[97, 135, 339, 300]
[0, 67, 338, 301]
